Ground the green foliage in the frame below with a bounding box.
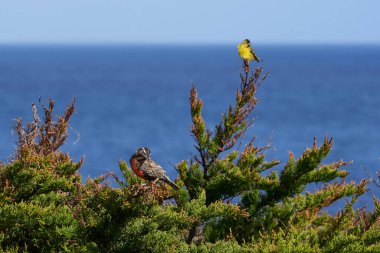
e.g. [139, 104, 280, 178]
[0, 100, 91, 252]
[0, 201, 78, 251]
[0, 56, 379, 252]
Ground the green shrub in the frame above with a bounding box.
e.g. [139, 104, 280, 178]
[0, 55, 379, 252]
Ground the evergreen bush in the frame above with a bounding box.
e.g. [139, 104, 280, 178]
[0, 55, 379, 252]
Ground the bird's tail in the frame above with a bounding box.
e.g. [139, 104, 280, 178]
[162, 176, 179, 190]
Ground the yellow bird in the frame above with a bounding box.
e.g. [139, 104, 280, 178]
[237, 39, 260, 63]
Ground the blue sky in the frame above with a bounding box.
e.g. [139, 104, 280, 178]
[0, 0, 379, 44]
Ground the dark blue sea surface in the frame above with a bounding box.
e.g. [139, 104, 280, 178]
[0, 45, 379, 211]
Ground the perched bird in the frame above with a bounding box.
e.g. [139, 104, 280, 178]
[129, 147, 179, 190]
[237, 39, 260, 63]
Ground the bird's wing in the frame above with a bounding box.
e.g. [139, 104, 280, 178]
[250, 48, 260, 62]
[141, 159, 166, 181]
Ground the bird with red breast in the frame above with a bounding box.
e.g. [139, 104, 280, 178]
[129, 147, 179, 190]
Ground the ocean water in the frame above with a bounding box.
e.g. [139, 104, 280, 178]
[0, 45, 379, 210]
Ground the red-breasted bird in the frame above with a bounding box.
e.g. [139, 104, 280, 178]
[129, 147, 179, 190]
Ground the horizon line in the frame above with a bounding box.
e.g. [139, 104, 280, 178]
[0, 41, 380, 47]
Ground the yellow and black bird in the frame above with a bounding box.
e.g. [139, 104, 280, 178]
[237, 39, 260, 63]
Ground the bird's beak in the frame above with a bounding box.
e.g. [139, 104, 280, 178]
[141, 148, 150, 160]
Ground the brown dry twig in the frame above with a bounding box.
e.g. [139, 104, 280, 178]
[15, 97, 76, 158]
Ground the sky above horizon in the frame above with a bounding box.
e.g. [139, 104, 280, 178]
[0, 0, 379, 45]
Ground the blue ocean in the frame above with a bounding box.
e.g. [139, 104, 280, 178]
[0, 45, 379, 210]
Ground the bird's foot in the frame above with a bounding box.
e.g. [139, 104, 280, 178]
[132, 183, 149, 196]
